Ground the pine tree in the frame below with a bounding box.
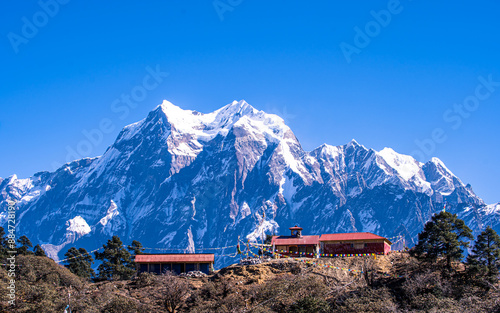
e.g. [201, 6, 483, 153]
[0, 227, 7, 247]
[127, 240, 145, 256]
[33, 244, 47, 257]
[0, 227, 8, 260]
[467, 226, 500, 282]
[413, 211, 473, 270]
[17, 235, 34, 255]
[64, 247, 95, 280]
[265, 234, 274, 245]
[95, 236, 136, 280]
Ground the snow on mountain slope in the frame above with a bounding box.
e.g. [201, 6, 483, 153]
[310, 141, 479, 204]
[484, 203, 500, 215]
[65, 216, 91, 242]
[158, 99, 288, 154]
[0, 100, 497, 267]
[377, 148, 423, 182]
[423, 157, 460, 195]
[99, 200, 120, 226]
[457, 202, 500, 238]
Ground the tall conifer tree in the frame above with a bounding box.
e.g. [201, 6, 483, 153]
[414, 211, 473, 270]
[467, 226, 500, 282]
[64, 247, 95, 280]
[95, 236, 136, 280]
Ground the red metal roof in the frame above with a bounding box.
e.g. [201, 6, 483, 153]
[271, 235, 319, 246]
[319, 232, 391, 244]
[135, 254, 215, 263]
[289, 226, 303, 230]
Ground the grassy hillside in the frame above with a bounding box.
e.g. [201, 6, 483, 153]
[1, 253, 499, 312]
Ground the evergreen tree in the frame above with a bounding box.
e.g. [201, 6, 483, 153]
[413, 211, 473, 270]
[33, 244, 47, 257]
[264, 234, 274, 245]
[95, 236, 136, 280]
[0, 227, 7, 247]
[64, 247, 95, 280]
[0, 227, 8, 260]
[467, 226, 500, 282]
[17, 235, 34, 255]
[127, 240, 145, 256]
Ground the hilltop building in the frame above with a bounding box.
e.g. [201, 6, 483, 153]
[271, 226, 392, 257]
[135, 253, 214, 275]
[319, 232, 392, 255]
[271, 226, 320, 258]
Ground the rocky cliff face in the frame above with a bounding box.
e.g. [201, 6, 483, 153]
[1, 100, 498, 267]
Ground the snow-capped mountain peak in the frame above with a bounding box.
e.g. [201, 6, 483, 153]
[423, 156, 465, 198]
[376, 147, 424, 182]
[157, 99, 276, 142]
[429, 157, 453, 175]
[217, 99, 257, 117]
[347, 138, 362, 148]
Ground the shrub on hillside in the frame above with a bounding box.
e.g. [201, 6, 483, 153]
[16, 254, 85, 289]
[135, 271, 159, 287]
[402, 270, 451, 299]
[187, 276, 248, 312]
[101, 295, 144, 313]
[289, 295, 330, 313]
[250, 274, 329, 313]
[330, 286, 398, 313]
[160, 273, 190, 313]
[2, 255, 86, 312]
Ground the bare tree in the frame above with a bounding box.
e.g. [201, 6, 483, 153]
[161, 272, 189, 313]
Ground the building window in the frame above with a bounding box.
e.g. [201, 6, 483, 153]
[186, 263, 196, 272]
[172, 263, 182, 274]
[162, 263, 172, 274]
[139, 264, 148, 273]
[199, 263, 209, 274]
[150, 263, 161, 274]
[354, 243, 365, 249]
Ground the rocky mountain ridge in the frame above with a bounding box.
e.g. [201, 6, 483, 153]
[1, 100, 498, 267]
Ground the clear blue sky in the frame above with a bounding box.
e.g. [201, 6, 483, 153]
[1, 1, 499, 204]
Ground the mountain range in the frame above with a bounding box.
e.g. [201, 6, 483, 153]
[1, 100, 499, 267]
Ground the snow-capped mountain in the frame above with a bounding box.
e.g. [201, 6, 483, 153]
[1, 100, 498, 267]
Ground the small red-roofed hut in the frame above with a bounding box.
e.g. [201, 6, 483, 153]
[135, 253, 215, 274]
